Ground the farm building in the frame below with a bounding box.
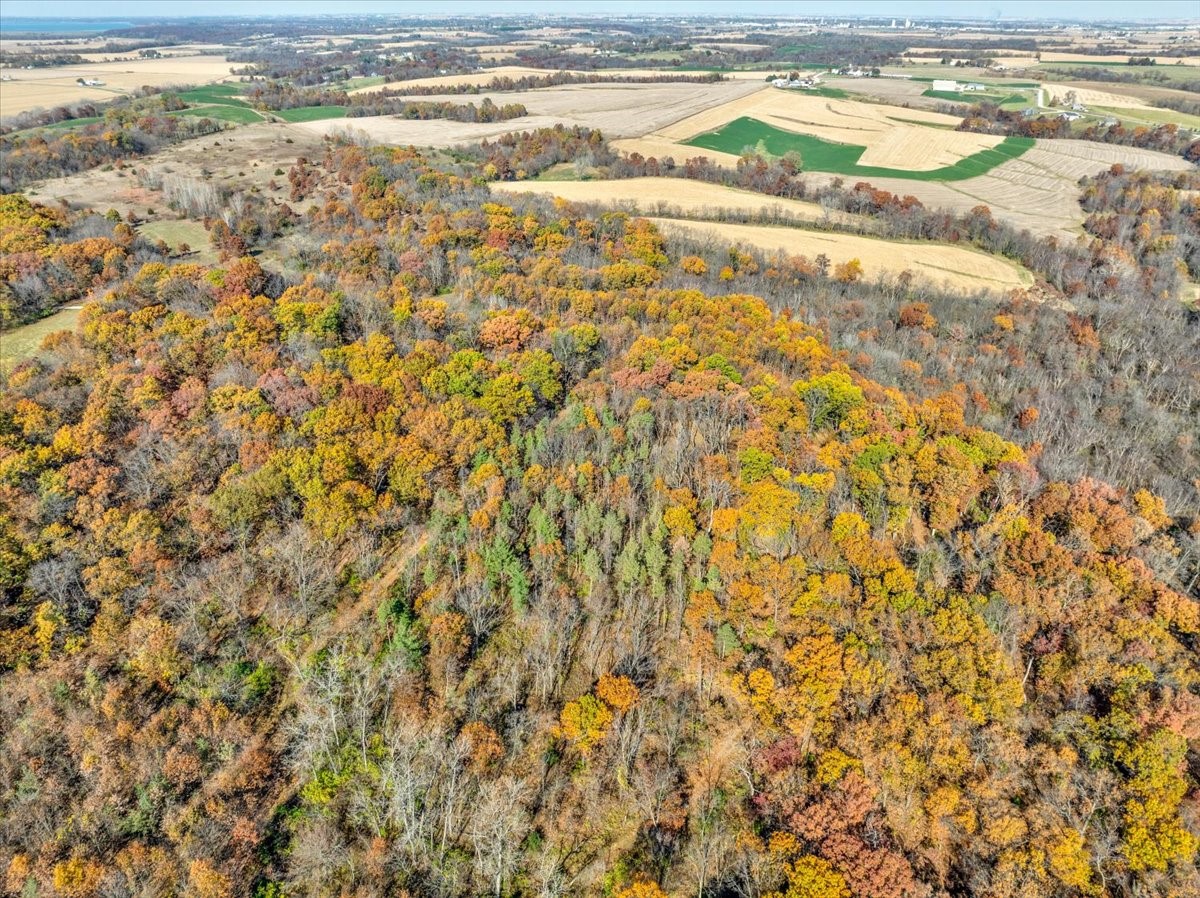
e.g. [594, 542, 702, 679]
[932, 79, 958, 91]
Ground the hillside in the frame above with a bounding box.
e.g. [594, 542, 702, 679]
[1, 141, 1197, 898]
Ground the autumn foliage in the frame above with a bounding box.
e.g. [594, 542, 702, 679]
[0, 137, 1195, 898]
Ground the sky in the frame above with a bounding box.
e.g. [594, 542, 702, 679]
[2, 0, 1198, 22]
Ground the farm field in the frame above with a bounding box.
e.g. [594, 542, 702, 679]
[0, 54, 236, 117]
[591, 84, 1191, 238]
[348, 66, 601, 93]
[686, 117, 1033, 180]
[610, 135, 745, 167]
[650, 87, 1007, 171]
[173, 105, 263, 124]
[922, 89, 1027, 107]
[649, 218, 1033, 293]
[1041, 83, 1159, 110]
[275, 106, 349, 122]
[387, 80, 760, 132]
[800, 138, 1192, 239]
[294, 114, 590, 145]
[1034, 62, 1200, 87]
[348, 65, 772, 95]
[904, 52, 1038, 69]
[176, 83, 251, 107]
[1037, 52, 1200, 65]
[1051, 80, 1199, 106]
[298, 81, 764, 142]
[1088, 104, 1200, 130]
[822, 76, 929, 104]
[490, 176, 860, 225]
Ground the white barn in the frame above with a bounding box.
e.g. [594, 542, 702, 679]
[931, 79, 958, 91]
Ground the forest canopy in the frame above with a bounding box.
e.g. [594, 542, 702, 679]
[0, 132, 1197, 898]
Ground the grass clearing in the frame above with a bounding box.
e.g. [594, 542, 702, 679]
[275, 105, 349, 122]
[534, 162, 590, 181]
[685, 117, 1033, 180]
[137, 220, 215, 263]
[1, 307, 81, 372]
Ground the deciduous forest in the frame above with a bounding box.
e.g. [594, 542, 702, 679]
[1, 127, 1197, 898]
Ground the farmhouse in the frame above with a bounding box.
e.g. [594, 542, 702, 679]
[932, 78, 958, 91]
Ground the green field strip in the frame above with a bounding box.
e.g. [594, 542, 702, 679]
[172, 104, 263, 124]
[274, 105, 349, 122]
[176, 84, 251, 107]
[922, 89, 1027, 105]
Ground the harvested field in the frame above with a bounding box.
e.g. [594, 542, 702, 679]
[1041, 83, 1157, 110]
[1020, 140, 1194, 178]
[801, 138, 1192, 239]
[1055, 81, 1199, 106]
[653, 87, 1004, 171]
[610, 135, 744, 167]
[609, 85, 1190, 237]
[490, 177, 860, 225]
[650, 218, 1033, 293]
[295, 115, 576, 144]
[826, 77, 928, 104]
[350, 66, 558, 93]
[350, 66, 771, 95]
[0, 54, 235, 117]
[1039, 52, 1200, 66]
[301, 81, 764, 142]
[905, 50, 1037, 69]
[377, 81, 760, 136]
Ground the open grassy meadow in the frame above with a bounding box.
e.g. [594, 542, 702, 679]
[0, 307, 82, 372]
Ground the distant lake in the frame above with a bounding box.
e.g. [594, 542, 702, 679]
[0, 19, 135, 34]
